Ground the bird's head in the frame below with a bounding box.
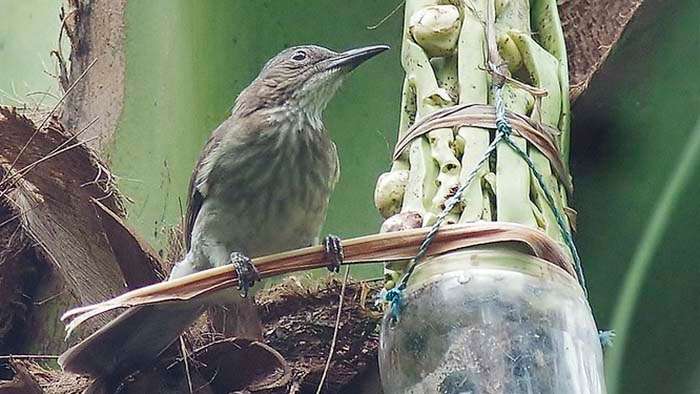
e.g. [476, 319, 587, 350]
[234, 44, 389, 123]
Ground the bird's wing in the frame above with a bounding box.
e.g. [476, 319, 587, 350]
[330, 140, 340, 187]
[184, 183, 203, 250]
[184, 123, 227, 249]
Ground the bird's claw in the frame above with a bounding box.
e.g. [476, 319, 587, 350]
[231, 252, 259, 297]
[323, 234, 344, 273]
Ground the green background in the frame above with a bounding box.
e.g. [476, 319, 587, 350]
[1, 1, 699, 393]
[0, 1, 62, 108]
[111, 1, 404, 263]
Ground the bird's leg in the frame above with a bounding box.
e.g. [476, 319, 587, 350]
[231, 252, 260, 297]
[323, 234, 344, 273]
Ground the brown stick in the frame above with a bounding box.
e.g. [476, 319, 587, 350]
[62, 221, 574, 335]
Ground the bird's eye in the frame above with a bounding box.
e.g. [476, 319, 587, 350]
[291, 51, 307, 61]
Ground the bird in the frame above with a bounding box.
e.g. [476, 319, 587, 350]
[58, 43, 389, 378]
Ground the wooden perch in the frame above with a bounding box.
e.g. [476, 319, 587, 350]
[62, 221, 574, 337]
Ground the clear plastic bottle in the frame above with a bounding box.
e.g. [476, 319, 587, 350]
[379, 248, 606, 394]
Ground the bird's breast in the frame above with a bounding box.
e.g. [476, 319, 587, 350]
[205, 123, 338, 257]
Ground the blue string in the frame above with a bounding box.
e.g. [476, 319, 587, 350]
[599, 330, 616, 349]
[384, 286, 404, 322]
[500, 135, 587, 295]
[492, 84, 587, 295]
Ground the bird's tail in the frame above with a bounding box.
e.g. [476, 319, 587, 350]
[59, 301, 206, 378]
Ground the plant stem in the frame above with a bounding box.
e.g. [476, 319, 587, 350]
[607, 116, 700, 394]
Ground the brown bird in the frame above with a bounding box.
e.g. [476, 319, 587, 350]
[59, 44, 389, 378]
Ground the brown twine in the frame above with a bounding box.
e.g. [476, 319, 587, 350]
[393, 103, 573, 195]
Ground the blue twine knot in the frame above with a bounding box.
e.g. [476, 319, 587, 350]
[496, 118, 512, 136]
[384, 287, 404, 322]
[599, 330, 616, 349]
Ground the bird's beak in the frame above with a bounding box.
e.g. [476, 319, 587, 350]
[324, 45, 390, 72]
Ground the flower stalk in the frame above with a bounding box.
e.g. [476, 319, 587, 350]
[375, 1, 605, 392]
[375, 0, 575, 284]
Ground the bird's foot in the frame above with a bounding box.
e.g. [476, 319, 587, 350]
[323, 234, 344, 273]
[231, 252, 260, 297]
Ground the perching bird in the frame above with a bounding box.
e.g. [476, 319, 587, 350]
[58, 44, 389, 378]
